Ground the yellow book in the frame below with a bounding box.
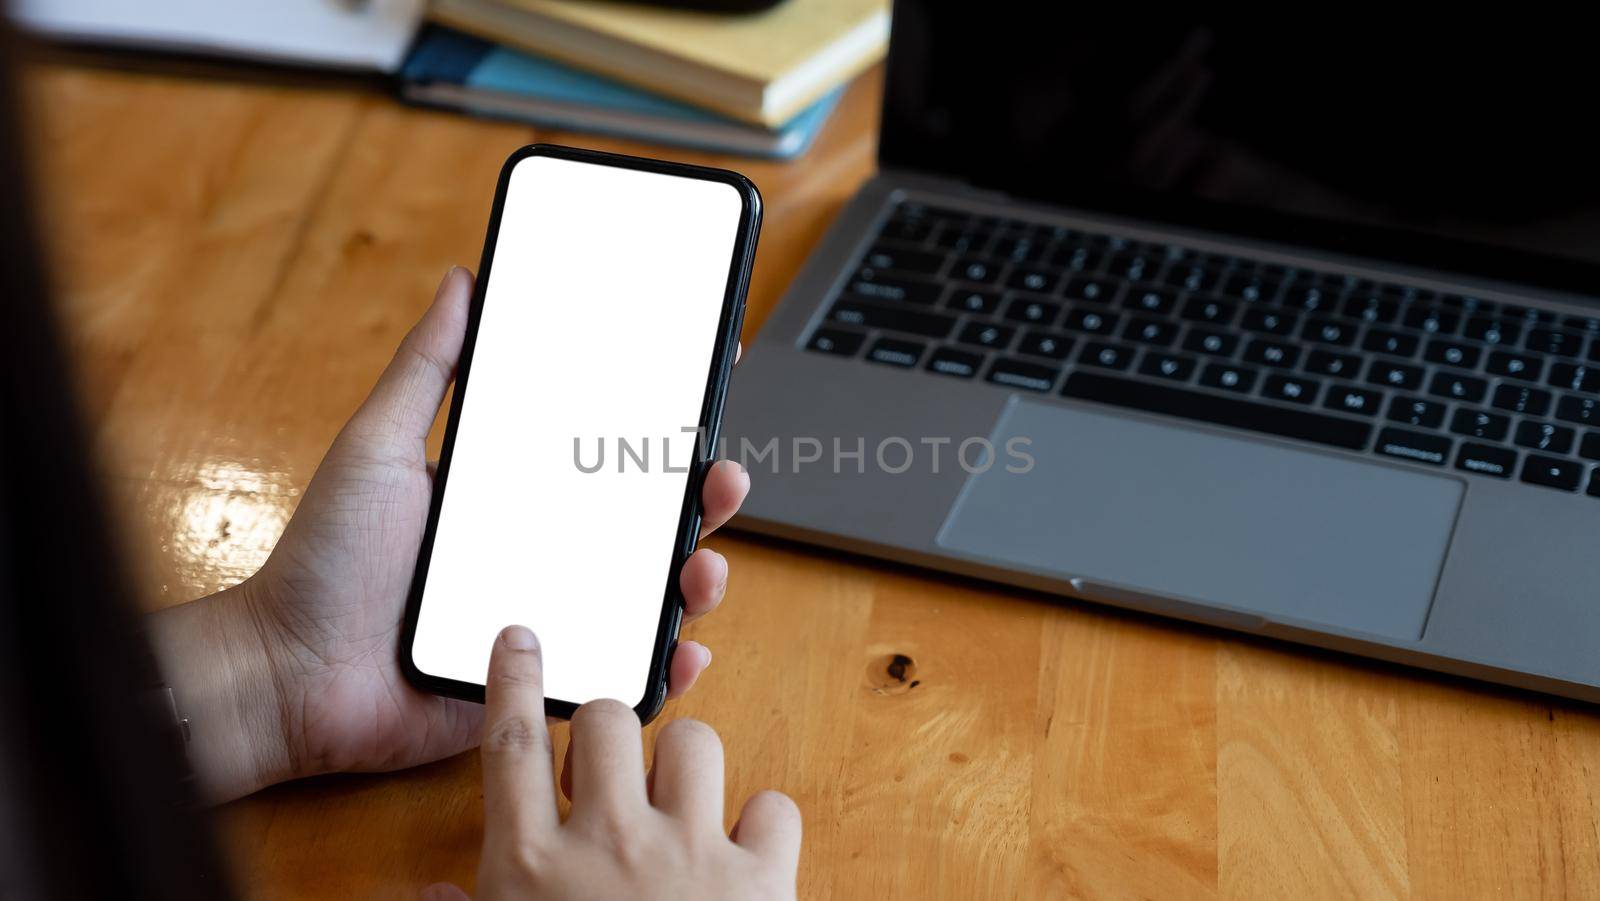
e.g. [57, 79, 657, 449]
[428, 0, 889, 127]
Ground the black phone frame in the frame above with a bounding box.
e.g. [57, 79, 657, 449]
[398, 143, 762, 724]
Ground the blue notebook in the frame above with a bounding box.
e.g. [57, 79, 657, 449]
[400, 28, 841, 160]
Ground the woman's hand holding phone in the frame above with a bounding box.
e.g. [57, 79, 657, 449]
[421, 626, 800, 901]
[149, 267, 751, 803]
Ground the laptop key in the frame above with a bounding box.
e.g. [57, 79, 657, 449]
[1164, 262, 1223, 293]
[1366, 360, 1424, 391]
[1491, 384, 1552, 416]
[1387, 395, 1446, 429]
[1514, 420, 1575, 454]
[1449, 408, 1511, 441]
[1302, 315, 1357, 347]
[925, 346, 984, 379]
[919, 204, 969, 225]
[1567, 315, 1600, 335]
[1486, 350, 1543, 381]
[957, 321, 1015, 349]
[1527, 327, 1583, 357]
[880, 217, 934, 244]
[844, 272, 943, 306]
[1548, 363, 1600, 394]
[1221, 271, 1280, 303]
[1429, 371, 1488, 403]
[1521, 454, 1583, 491]
[1281, 283, 1339, 313]
[945, 288, 1003, 315]
[1061, 372, 1372, 450]
[1323, 384, 1382, 417]
[951, 256, 1002, 285]
[1125, 285, 1179, 315]
[1079, 341, 1136, 371]
[1442, 294, 1498, 316]
[1064, 275, 1119, 304]
[1424, 339, 1482, 370]
[987, 358, 1059, 392]
[1463, 316, 1522, 346]
[1455, 443, 1517, 478]
[1180, 297, 1238, 326]
[1106, 250, 1160, 281]
[806, 328, 866, 357]
[1241, 308, 1299, 336]
[1138, 352, 1198, 382]
[1376, 427, 1451, 466]
[1243, 338, 1300, 369]
[1199, 362, 1258, 393]
[1583, 432, 1600, 461]
[1182, 328, 1240, 357]
[1052, 244, 1105, 273]
[1340, 293, 1400, 324]
[1123, 317, 1179, 347]
[1018, 330, 1074, 360]
[1006, 266, 1063, 294]
[1305, 349, 1361, 378]
[830, 299, 957, 338]
[1003, 297, 1062, 326]
[1157, 241, 1194, 261]
[1503, 304, 1557, 326]
[1362, 329, 1420, 358]
[1061, 306, 1119, 335]
[865, 337, 925, 368]
[1402, 306, 1460, 335]
[1263, 373, 1321, 405]
[863, 245, 944, 275]
[1591, 338, 1600, 362]
[1590, 471, 1600, 498]
[992, 234, 1049, 263]
[934, 224, 990, 254]
[1555, 394, 1600, 426]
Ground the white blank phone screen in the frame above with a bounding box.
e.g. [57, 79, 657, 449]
[410, 153, 743, 705]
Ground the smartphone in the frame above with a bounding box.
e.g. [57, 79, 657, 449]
[400, 144, 760, 723]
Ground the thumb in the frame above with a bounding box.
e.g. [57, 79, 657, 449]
[346, 266, 474, 445]
[420, 883, 470, 901]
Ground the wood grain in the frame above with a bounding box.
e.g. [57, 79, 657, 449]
[21, 55, 1600, 900]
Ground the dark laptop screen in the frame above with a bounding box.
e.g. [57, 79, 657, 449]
[879, 12, 1600, 296]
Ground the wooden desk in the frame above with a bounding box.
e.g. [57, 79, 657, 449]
[24, 57, 1600, 900]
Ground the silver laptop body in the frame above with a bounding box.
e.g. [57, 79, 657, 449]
[723, 15, 1600, 702]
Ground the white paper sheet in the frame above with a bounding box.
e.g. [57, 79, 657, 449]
[10, 0, 424, 73]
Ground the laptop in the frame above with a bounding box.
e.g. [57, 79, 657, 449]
[721, 13, 1600, 703]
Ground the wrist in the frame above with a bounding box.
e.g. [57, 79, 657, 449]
[146, 581, 295, 803]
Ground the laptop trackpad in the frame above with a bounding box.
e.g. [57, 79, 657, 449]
[936, 398, 1464, 641]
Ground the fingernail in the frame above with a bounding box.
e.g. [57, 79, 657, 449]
[502, 625, 538, 650]
[701, 645, 713, 667]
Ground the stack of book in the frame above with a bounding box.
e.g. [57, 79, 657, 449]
[406, 0, 890, 159]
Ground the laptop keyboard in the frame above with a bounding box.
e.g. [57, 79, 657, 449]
[805, 202, 1600, 498]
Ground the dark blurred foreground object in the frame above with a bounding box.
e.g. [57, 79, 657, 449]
[0, 22, 232, 901]
[428, 0, 888, 126]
